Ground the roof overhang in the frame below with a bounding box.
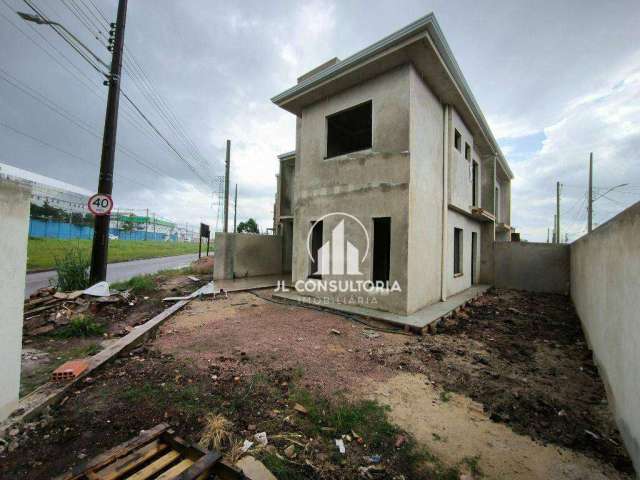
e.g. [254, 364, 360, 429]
[271, 13, 513, 179]
[277, 151, 296, 162]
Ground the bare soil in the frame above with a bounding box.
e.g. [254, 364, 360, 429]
[19, 271, 208, 396]
[2, 287, 633, 479]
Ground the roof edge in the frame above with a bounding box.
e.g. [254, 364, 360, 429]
[271, 13, 513, 179]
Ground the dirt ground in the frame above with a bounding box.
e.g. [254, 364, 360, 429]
[19, 271, 208, 397]
[1, 287, 634, 479]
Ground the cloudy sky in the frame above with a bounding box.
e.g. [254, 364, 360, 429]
[1, 0, 639, 240]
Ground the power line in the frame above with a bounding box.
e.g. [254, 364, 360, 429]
[0, 120, 156, 191]
[0, 66, 212, 191]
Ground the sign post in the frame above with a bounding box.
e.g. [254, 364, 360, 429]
[199, 223, 210, 260]
[87, 193, 114, 216]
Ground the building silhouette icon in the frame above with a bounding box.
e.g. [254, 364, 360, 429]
[315, 220, 362, 275]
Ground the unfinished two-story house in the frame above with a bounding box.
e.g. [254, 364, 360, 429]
[272, 13, 513, 316]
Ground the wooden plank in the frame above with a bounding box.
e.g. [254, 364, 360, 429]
[54, 424, 170, 480]
[0, 282, 214, 436]
[93, 440, 167, 480]
[126, 450, 181, 480]
[155, 459, 194, 480]
[174, 452, 221, 480]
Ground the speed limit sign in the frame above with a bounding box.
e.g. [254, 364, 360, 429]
[88, 193, 113, 216]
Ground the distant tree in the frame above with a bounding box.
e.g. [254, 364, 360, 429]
[237, 218, 259, 234]
[121, 214, 136, 233]
[30, 201, 66, 220]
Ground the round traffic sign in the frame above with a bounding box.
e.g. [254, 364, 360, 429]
[88, 193, 113, 216]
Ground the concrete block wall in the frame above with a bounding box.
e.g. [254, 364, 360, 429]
[213, 233, 282, 280]
[570, 202, 640, 472]
[0, 179, 31, 420]
[493, 242, 570, 294]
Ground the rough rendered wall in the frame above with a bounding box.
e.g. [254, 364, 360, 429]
[446, 210, 481, 297]
[571, 202, 640, 472]
[0, 179, 30, 420]
[292, 65, 411, 314]
[213, 233, 282, 280]
[407, 67, 443, 312]
[494, 242, 569, 293]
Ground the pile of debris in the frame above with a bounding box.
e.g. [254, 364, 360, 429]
[22, 282, 132, 337]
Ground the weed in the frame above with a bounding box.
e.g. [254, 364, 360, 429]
[199, 414, 232, 451]
[54, 315, 104, 338]
[260, 452, 301, 480]
[53, 247, 90, 291]
[440, 390, 453, 403]
[461, 455, 482, 477]
[111, 274, 157, 294]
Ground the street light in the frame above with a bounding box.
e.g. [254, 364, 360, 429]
[17, 11, 110, 70]
[594, 183, 629, 202]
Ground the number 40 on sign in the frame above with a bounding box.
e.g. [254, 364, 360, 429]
[87, 193, 113, 216]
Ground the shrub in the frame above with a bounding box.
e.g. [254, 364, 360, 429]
[111, 274, 157, 294]
[55, 315, 105, 338]
[53, 247, 90, 291]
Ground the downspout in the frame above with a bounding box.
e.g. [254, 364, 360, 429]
[440, 105, 450, 302]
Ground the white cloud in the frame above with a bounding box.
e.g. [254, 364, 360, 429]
[512, 60, 640, 241]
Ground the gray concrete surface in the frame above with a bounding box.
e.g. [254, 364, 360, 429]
[25, 253, 200, 297]
[494, 242, 570, 293]
[275, 284, 490, 332]
[213, 233, 282, 280]
[570, 201, 640, 472]
[0, 178, 30, 420]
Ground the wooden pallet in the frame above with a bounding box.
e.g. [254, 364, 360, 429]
[54, 424, 244, 480]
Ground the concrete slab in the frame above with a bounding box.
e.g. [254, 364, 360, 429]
[274, 284, 491, 333]
[214, 274, 290, 292]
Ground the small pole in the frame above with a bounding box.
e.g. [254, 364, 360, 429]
[233, 183, 238, 233]
[547, 227, 550, 243]
[198, 232, 202, 259]
[556, 181, 561, 244]
[588, 152, 593, 233]
[223, 140, 230, 233]
[145, 208, 149, 241]
[206, 235, 210, 256]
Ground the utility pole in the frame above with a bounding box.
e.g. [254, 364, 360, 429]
[547, 227, 550, 243]
[223, 140, 230, 233]
[552, 215, 557, 243]
[89, 0, 128, 283]
[556, 181, 561, 244]
[588, 152, 593, 233]
[233, 183, 238, 233]
[144, 208, 149, 241]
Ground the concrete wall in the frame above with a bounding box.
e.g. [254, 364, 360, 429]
[449, 108, 477, 212]
[213, 233, 282, 280]
[493, 242, 569, 293]
[446, 210, 481, 297]
[570, 202, 640, 471]
[0, 179, 31, 420]
[406, 66, 443, 313]
[291, 65, 411, 314]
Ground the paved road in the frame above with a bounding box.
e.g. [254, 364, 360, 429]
[25, 253, 200, 297]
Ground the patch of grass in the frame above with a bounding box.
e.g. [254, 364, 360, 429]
[439, 390, 453, 403]
[461, 455, 482, 477]
[111, 274, 157, 294]
[54, 315, 105, 338]
[118, 381, 204, 416]
[260, 453, 300, 480]
[53, 247, 90, 291]
[27, 238, 200, 271]
[286, 388, 434, 477]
